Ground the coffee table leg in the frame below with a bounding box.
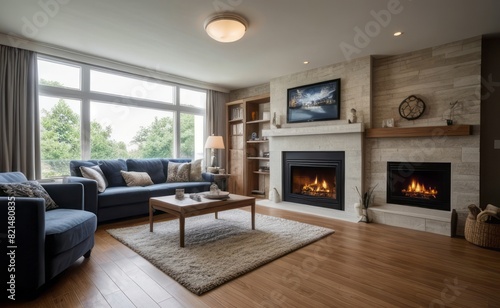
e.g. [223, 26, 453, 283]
[149, 204, 153, 232]
[251, 202, 255, 230]
[179, 215, 185, 247]
[215, 212, 218, 219]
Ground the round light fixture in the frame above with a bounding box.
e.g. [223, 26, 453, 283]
[204, 13, 248, 43]
[394, 31, 403, 37]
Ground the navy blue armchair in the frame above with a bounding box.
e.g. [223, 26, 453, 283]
[0, 172, 97, 298]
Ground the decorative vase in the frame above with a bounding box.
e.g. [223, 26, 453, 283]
[361, 208, 370, 223]
[272, 112, 281, 128]
[354, 203, 362, 221]
[210, 182, 219, 195]
[270, 188, 281, 203]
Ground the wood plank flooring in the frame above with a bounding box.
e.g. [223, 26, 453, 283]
[4, 206, 500, 307]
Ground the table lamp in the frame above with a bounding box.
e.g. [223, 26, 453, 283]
[204, 135, 225, 168]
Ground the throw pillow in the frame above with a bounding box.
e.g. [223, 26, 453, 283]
[80, 165, 108, 193]
[189, 159, 203, 181]
[121, 171, 154, 187]
[167, 162, 191, 182]
[0, 181, 58, 210]
[69, 160, 99, 177]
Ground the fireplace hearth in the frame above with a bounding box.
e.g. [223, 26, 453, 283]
[283, 151, 344, 210]
[387, 162, 451, 211]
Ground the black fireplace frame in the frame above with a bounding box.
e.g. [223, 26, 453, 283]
[386, 161, 451, 211]
[283, 151, 344, 210]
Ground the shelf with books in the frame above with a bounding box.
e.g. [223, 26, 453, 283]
[226, 94, 270, 197]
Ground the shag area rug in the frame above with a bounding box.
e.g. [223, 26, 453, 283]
[107, 210, 334, 295]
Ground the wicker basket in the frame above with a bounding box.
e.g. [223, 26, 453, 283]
[464, 217, 500, 249]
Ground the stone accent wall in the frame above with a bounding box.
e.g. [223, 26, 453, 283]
[270, 56, 372, 129]
[372, 36, 481, 128]
[229, 83, 270, 101]
[367, 36, 481, 235]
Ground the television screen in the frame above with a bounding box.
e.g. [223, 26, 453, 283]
[287, 78, 341, 123]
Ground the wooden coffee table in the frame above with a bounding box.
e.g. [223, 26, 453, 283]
[149, 193, 256, 247]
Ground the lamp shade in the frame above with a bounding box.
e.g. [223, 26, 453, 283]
[204, 135, 225, 149]
[204, 13, 248, 43]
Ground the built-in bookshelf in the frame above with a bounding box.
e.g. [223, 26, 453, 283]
[226, 94, 270, 197]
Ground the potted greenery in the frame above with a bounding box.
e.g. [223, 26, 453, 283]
[356, 184, 378, 223]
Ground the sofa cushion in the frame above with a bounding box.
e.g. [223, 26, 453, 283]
[99, 159, 127, 187]
[80, 165, 108, 192]
[97, 186, 150, 208]
[189, 159, 203, 181]
[167, 162, 190, 182]
[126, 158, 165, 183]
[121, 171, 154, 187]
[0, 171, 28, 183]
[0, 181, 58, 210]
[160, 158, 191, 179]
[69, 160, 99, 177]
[45, 209, 97, 256]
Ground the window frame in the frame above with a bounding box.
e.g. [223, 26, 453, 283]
[37, 55, 207, 163]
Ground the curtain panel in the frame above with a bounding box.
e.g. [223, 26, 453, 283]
[0, 44, 40, 179]
[206, 90, 228, 169]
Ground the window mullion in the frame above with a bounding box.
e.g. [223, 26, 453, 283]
[174, 86, 180, 158]
[81, 65, 91, 159]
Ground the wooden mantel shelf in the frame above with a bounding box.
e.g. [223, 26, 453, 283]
[262, 122, 363, 137]
[365, 125, 472, 138]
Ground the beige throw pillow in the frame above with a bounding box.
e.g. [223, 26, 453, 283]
[167, 162, 191, 182]
[189, 159, 203, 181]
[121, 171, 154, 187]
[80, 165, 108, 192]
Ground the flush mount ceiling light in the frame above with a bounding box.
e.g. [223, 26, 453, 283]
[204, 13, 248, 43]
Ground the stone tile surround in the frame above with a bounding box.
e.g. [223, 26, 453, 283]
[262, 123, 364, 222]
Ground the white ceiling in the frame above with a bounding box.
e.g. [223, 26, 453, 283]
[0, 0, 499, 91]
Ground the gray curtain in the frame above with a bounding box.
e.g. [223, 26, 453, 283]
[0, 45, 40, 180]
[206, 90, 228, 169]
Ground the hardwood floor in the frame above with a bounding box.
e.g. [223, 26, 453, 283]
[4, 206, 500, 307]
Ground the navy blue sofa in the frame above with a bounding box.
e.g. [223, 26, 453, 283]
[66, 158, 213, 223]
[0, 172, 97, 298]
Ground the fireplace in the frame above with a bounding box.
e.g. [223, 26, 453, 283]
[283, 151, 344, 210]
[387, 162, 451, 211]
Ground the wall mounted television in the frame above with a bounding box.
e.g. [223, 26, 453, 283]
[287, 78, 341, 123]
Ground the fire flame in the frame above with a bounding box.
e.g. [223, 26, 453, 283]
[301, 175, 334, 197]
[402, 179, 437, 199]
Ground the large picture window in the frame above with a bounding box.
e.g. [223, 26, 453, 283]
[38, 58, 81, 90]
[37, 56, 206, 178]
[90, 70, 175, 104]
[90, 102, 175, 159]
[39, 96, 81, 177]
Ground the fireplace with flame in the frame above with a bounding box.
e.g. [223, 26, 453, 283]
[283, 151, 344, 210]
[387, 162, 451, 211]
